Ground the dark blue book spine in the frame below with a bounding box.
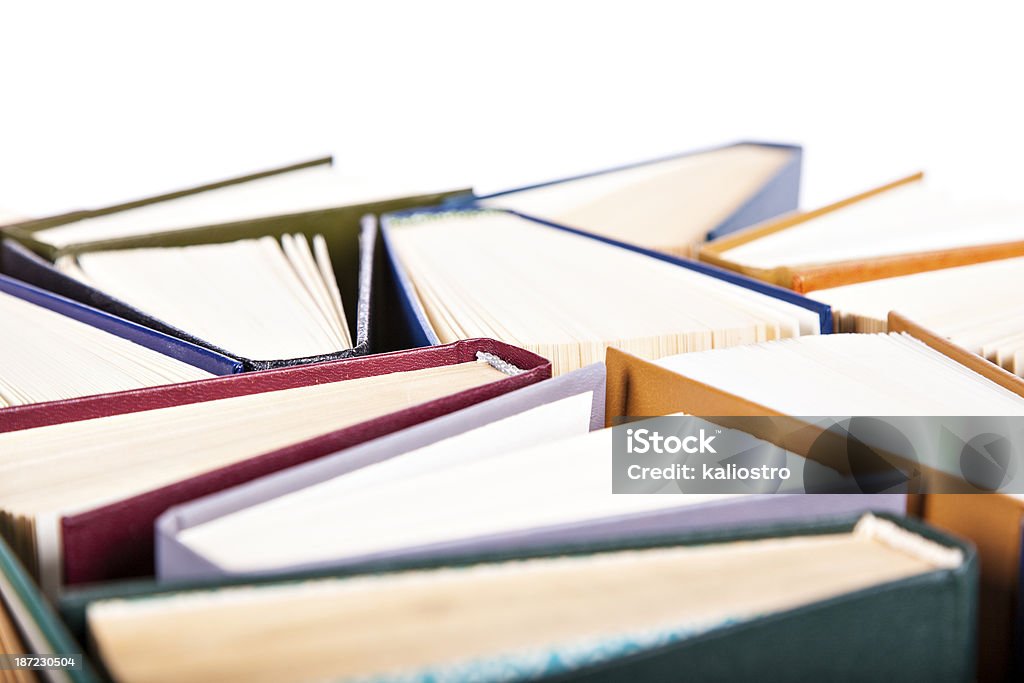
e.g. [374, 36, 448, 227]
[0, 254, 242, 375]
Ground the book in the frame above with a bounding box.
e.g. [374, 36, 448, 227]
[2, 162, 468, 369]
[157, 365, 603, 579]
[157, 406, 902, 580]
[472, 141, 802, 257]
[0, 536, 95, 683]
[807, 256, 1024, 376]
[53, 234, 354, 363]
[62, 514, 976, 683]
[4, 157, 463, 255]
[1, 157, 334, 244]
[156, 362, 608, 580]
[699, 173, 1024, 292]
[0, 270, 239, 409]
[380, 208, 830, 375]
[0, 339, 549, 592]
[3, 223, 371, 371]
[607, 314, 1024, 422]
[607, 314, 1024, 682]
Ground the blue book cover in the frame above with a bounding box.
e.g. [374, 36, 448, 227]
[458, 141, 801, 252]
[377, 206, 832, 353]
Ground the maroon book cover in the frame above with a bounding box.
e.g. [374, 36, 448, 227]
[2, 339, 550, 585]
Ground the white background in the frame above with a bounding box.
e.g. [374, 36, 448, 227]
[1, 1, 1022, 217]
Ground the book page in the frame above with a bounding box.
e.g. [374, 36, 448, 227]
[0, 289, 213, 408]
[59, 235, 351, 360]
[719, 181, 1024, 269]
[387, 211, 819, 375]
[87, 516, 957, 683]
[481, 144, 793, 253]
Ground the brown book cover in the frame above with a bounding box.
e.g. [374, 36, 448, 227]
[606, 313, 1024, 682]
[699, 173, 1024, 292]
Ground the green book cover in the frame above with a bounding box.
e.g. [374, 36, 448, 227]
[59, 513, 976, 683]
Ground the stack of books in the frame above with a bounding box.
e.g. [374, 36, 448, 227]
[0, 142, 1019, 682]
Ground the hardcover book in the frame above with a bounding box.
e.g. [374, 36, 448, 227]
[0, 268, 238, 409]
[157, 418, 902, 581]
[806, 256, 1024, 377]
[60, 514, 976, 683]
[2, 160, 468, 369]
[471, 141, 802, 257]
[156, 363, 607, 580]
[0, 339, 549, 591]
[379, 208, 831, 373]
[699, 173, 1024, 292]
[607, 313, 1024, 682]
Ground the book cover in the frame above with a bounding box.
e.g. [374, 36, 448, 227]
[699, 173, 1024, 293]
[59, 514, 977, 683]
[466, 141, 803, 251]
[156, 362, 607, 581]
[2, 156, 335, 250]
[0, 339, 550, 586]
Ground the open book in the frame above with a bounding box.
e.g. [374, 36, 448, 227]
[0, 277, 216, 408]
[54, 235, 352, 362]
[13, 159, 462, 253]
[383, 209, 825, 375]
[807, 256, 1024, 376]
[608, 319, 1024, 681]
[700, 173, 1024, 291]
[0, 341, 543, 594]
[162, 404, 895, 580]
[477, 142, 799, 257]
[78, 515, 973, 683]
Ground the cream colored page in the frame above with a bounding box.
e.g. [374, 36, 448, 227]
[481, 145, 792, 249]
[0, 361, 508, 517]
[720, 181, 1024, 269]
[810, 256, 1024, 323]
[0, 289, 213, 408]
[655, 333, 1024, 416]
[387, 211, 817, 374]
[809, 257, 1024, 375]
[65, 236, 350, 360]
[88, 520, 951, 683]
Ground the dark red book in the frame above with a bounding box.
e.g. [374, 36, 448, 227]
[0, 339, 549, 590]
